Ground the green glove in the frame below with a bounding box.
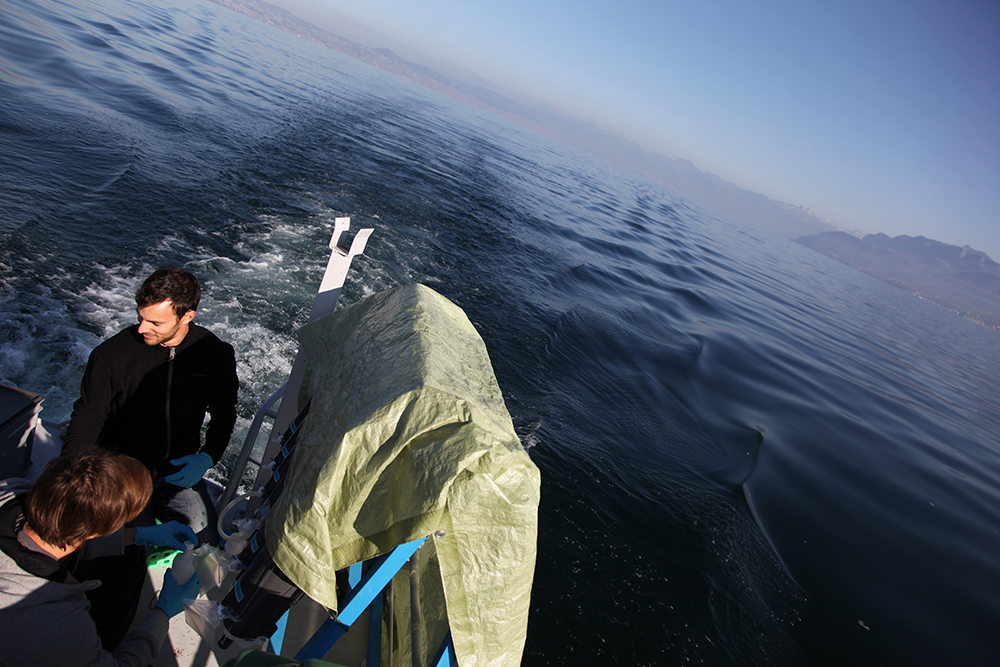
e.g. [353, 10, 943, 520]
[156, 568, 200, 618]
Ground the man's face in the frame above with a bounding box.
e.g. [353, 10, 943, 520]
[136, 300, 195, 347]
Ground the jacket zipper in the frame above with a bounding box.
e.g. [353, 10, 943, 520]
[166, 346, 175, 456]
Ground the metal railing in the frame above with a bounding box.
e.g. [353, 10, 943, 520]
[216, 383, 287, 513]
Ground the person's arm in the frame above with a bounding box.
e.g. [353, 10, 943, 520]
[82, 522, 199, 560]
[62, 349, 113, 456]
[1, 585, 169, 667]
[105, 568, 198, 666]
[201, 342, 238, 464]
[104, 608, 171, 667]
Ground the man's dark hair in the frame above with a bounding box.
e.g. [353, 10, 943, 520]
[24, 450, 152, 549]
[136, 266, 201, 317]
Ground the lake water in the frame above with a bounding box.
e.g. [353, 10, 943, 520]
[2, 1, 999, 664]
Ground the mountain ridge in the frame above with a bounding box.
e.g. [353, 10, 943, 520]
[797, 232, 1000, 329]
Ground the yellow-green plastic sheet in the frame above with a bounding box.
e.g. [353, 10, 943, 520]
[267, 283, 540, 667]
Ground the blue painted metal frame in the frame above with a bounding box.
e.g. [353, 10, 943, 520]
[430, 631, 457, 667]
[262, 538, 358, 656]
[359, 568, 457, 667]
[349, 561, 362, 588]
[294, 537, 428, 661]
[268, 610, 289, 655]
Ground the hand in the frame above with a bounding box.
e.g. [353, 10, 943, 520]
[134, 521, 198, 550]
[165, 452, 213, 488]
[156, 568, 200, 618]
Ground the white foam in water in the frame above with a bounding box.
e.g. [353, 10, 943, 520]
[2, 191, 395, 480]
[77, 266, 150, 338]
[516, 419, 541, 452]
[1, 216, 343, 433]
[0, 278, 104, 421]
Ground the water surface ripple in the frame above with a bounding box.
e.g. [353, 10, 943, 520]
[2, 1, 999, 664]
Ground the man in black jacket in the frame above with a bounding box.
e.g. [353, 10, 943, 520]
[63, 265, 238, 647]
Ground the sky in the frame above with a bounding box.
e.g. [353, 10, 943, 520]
[267, 0, 1000, 260]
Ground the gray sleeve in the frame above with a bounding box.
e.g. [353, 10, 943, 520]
[105, 608, 171, 667]
[0, 592, 168, 667]
[80, 608, 170, 667]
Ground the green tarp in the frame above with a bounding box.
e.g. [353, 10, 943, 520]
[266, 283, 540, 667]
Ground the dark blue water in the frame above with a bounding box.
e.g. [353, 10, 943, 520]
[3, 1, 1000, 664]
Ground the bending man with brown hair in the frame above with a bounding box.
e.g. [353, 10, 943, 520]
[0, 450, 200, 666]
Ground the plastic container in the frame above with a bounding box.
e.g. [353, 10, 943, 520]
[172, 541, 197, 585]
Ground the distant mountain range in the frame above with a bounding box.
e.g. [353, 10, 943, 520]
[208, 0, 999, 330]
[797, 232, 1000, 329]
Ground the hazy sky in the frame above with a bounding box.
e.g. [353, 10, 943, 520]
[266, 0, 1000, 260]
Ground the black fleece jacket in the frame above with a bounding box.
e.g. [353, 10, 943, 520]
[63, 324, 238, 478]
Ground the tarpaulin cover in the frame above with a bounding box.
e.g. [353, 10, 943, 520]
[267, 283, 540, 667]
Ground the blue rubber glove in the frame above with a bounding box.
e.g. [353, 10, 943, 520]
[165, 452, 213, 488]
[134, 521, 198, 550]
[156, 568, 200, 618]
